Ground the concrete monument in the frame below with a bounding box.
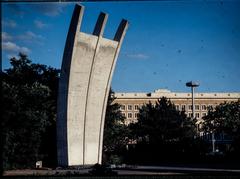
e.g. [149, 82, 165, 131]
[57, 4, 128, 166]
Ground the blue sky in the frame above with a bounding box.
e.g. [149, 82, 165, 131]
[2, 1, 240, 93]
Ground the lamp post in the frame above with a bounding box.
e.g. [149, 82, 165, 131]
[186, 81, 200, 119]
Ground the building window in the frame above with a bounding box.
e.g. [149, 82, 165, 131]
[128, 105, 132, 110]
[188, 105, 192, 110]
[196, 113, 200, 119]
[195, 105, 200, 110]
[202, 113, 207, 117]
[120, 105, 125, 110]
[134, 105, 139, 110]
[197, 124, 200, 131]
[121, 94, 124, 96]
[181, 105, 186, 111]
[175, 105, 180, 111]
[134, 113, 139, 119]
[208, 104, 213, 109]
[127, 113, 132, 119]
[188, 113, 193, 118]
[202, 105, 207, 110]
[122, 113, 126, 117]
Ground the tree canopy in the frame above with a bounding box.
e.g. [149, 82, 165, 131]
[130, 97, 196, 145]
[201, 100, 240, 154]
[103, 89, 129, 164]
[202, 100, 240, 139]
[126, 97, 198, 164]
[2, 53, 59, 169]
[2, 53, 127, 168]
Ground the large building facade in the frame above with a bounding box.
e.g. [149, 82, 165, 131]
[114, 89, 240, 126]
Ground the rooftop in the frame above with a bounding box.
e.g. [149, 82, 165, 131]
[114, 89, 240, 99]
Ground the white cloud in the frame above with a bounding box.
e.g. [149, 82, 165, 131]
[2, 19, 17, 28]
[17, 31, 44, 41]
[2, 32, 13, 41]
[5, 3, 69, 18]
[29, 3, 66, 17]
[2, 41, 31, 54]
[126, 53, 149, 59]
[34, 20, 48, 29]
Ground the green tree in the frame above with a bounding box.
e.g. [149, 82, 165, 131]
[2, 53, 59, 169]
[130, 97, 196, 144]
[127, 97, 197, 164]
[202, 100, 240, 138]
[202, 100, 240, 153]
[2, 53, 129, 168]
[103, 89, 129, 164]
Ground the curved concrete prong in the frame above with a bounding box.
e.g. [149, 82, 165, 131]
[61, 4, 84, 69]
[57, 4, 84, 167]
[114, 19, 129, 43]
[97, 19, 129, 164]
[93, 12, 108, 36]
[57, 5, 128, 167]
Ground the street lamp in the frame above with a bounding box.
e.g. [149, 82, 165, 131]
[186, 81, 200, 119]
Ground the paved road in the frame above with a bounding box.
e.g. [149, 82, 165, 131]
[4, 166, 240, 176]
[116, 165, 240, 174]
[115, 169, 183, 175]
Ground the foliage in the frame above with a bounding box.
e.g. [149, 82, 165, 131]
[2, 53, 129, 168]
[201, 100, 240, 154]
[126, 97, 198, 164]
[2, 53, 59, 169]
[109, 155, 123, 165]
[88, 163, 118, 176]
[130, 97, 196, 145]
[103, 89, 129, 163]
[202, 100, 240, 139]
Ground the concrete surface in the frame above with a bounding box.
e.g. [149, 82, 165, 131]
[57, 4, 128, 166]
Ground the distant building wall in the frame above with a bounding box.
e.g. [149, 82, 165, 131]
[114, 89, 240, 125]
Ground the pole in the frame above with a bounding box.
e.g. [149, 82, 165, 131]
[192, 87, 195, 119]
[186, 81, 199, 120]
[212, 132, 215, 153]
